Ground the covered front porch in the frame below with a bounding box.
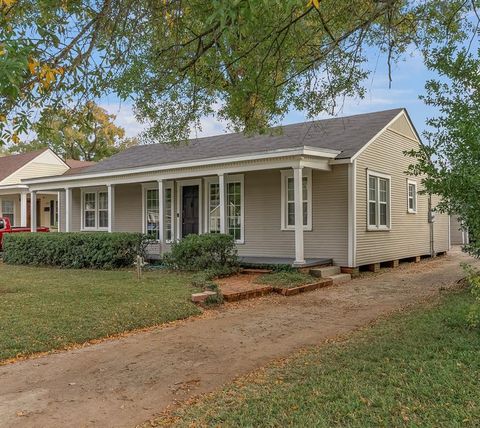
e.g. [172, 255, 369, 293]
[0, 185, 59, 230]
[25, 149, 349, 267]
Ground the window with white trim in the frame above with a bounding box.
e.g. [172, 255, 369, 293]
[227, 181, 242, 241]
[145, 189, 159, 239]
[1, 200, 14, 225]
[205, 175, 244, 242]
[165, 187, 173, 241]
[82, 190, 108, 230]
[281, 169, 312, 230]
[208, 182, 221, 234]
[143, 183, 174, 242]
[367, 172, 390, 230]
[407, 180, 417, 213]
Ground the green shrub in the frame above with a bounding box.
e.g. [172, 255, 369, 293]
[163, 233, 238, 272]
[3, 232, 148, 269]
[464, 264, 480, 327]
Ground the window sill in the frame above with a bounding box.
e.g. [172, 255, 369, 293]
[407, 210, 417, 214]
[281, 227, 313, 232]
[366, 226, 391, 232]
[81, 228, 108, 232]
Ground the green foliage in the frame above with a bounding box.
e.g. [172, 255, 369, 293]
[0, 263, 200, 360]
[3, 232, 148, 269]
[255, 271, 315, 288]
[150, 290, 480, 427]
[407, 43, 480, 257]
[163, 233, 238, 272]
[0, 1, 474, 144]
[9, 101, 138, 161]
[462, 263, 480, 328]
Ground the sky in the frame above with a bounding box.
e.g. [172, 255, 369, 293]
[99, 46, 438, 141]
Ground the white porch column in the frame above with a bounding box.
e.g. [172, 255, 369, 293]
[20, 192, 28, 227]
[158, 179, 164, 243]
[57, 191, 61, 231]
[293, 166, 305, 266]
[219, 173, 226, 234]
[65, 188, 72, 232]
[107, 184, 115, 233]
[30, 191, 37, 232]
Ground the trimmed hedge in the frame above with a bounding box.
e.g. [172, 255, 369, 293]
[163, 233, 238, 272]
[2, 232, 147, 269]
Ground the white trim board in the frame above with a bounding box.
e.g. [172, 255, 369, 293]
[23, 147, 340, 186]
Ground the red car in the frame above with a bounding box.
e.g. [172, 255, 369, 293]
[0, 217, 49, 250]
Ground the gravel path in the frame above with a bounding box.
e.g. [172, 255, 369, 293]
[0, 247, 476, 428]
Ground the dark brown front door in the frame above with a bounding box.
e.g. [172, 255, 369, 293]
[182, 185, 199, 237]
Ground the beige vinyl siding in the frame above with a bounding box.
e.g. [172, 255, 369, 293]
[432, 194, 450, 252]
[355, 122, 449, 266]
[58, 191, 66, 232]
[450, 216, 467, 245]
[388, 115, 418, 140]
[71, 188, 81, 231]
[238, 167, 349, 266]
[114, 184, 143, 232]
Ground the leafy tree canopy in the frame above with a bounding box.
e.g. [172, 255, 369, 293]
[407, 42, 480, 256]
[8, 101, 138, 161]
[0, 0, 474, 145]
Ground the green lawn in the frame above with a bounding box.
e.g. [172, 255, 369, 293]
[0, 263, 201, 361]
[153, 289, 480, 427]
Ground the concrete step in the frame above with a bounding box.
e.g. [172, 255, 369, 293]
[310, 265, 341, 278]
[328, 273, 352, 285]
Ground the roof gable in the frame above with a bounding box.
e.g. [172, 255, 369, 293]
[0, 149, 49, 183]
[0, 149, 69, 185]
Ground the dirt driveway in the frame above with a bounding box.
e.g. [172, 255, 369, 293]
[0, 248, 477, 428]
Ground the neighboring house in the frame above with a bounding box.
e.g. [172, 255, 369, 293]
[450, 216, 469, 245]
[0, 149, 94, 230]
[22, 108, 450, 270]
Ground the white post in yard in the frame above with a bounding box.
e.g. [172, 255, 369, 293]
[293, 166, 305, 266]
[20, 192, 28, 227]
[30, 191, 37, 232]
[158, 179, 164, 243]
[107, 184, 115, 233]
[65, 188, 72, 232]
[219, 173, 226, 234]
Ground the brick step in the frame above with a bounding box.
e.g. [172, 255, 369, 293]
[310, 265, 341, 278]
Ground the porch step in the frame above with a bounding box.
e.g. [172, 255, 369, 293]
[328, 273, 352, 285]
[310, 265, 341, 278]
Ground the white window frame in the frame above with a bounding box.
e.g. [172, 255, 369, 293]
[1, 199, 15, 225]
[367, 170, 391, 231]
[142, 181, 174, 243]
[80, 187, 109, 231]
[204, 174, 245, 244]
[280, 168, 312, 231]
[204, 177, 221, 235]
[407, 179, 417, 214]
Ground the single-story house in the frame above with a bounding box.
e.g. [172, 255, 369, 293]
[21, 108, 450, 270]
[0, 149, 93, 230]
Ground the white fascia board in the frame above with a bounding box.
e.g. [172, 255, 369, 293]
[23, 146, 341, 186]
[0, 184, 29, 194]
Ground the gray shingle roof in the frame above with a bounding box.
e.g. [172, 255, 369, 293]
[76, 108, 405, 176]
